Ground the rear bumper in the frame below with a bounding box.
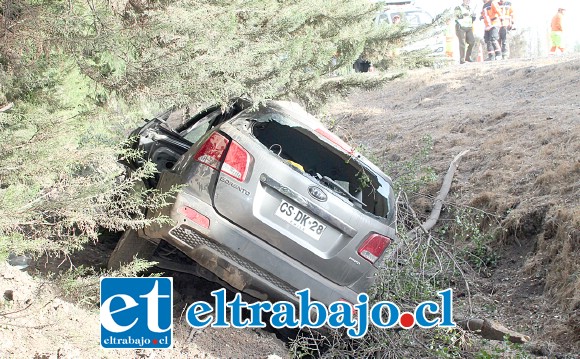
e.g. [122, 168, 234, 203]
[157, 188, 361, 306]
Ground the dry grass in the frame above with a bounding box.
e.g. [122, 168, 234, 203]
[523, 208, 580, 311]
[328, 54, 580, 353]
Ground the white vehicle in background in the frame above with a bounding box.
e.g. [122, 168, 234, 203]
[353, 0, 450, 72]
[374, 0, 446, 56]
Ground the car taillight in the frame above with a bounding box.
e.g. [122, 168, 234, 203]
[357, 234, 392, 264]
[194, 132, 229, 170]
[222, 140, 250, 181]
[194, 132, 251, 182]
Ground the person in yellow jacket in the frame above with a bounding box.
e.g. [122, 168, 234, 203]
[455, 0, 476, 63]
[498, 0, 514, 59]
[550, 8, 566, 54]
[481, 0, 502, 61]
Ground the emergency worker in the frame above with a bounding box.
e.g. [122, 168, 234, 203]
[455, 0, 476, 63]
[481, 0, 502, 60]
[498, 0, 514, 59]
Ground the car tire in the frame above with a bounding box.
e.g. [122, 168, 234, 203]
[107, 229, 157, 270]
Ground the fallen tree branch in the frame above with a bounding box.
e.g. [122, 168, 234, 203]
[0, 102, 14, 112]
[396, 149, 474, 311]
[413, 149, 470, 233]
[429, 234, 473, 312]
[457, 317, 531, 344]
[391, 152, 529, 344]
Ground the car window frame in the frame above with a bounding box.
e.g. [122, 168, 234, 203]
[179, 108, 224, 144]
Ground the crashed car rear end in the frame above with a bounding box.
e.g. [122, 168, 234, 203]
[111, 99, 397, 306]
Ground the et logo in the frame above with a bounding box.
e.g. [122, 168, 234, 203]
[100, 277, 173, 349]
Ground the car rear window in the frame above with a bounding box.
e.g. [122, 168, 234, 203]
[233, 106, 394, 221]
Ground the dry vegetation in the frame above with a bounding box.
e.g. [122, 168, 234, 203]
[328, 54, 579, 355]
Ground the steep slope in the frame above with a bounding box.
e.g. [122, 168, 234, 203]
[329, 54, 580, 354]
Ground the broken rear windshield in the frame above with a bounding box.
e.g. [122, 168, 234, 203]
[233, 106, 394, 221]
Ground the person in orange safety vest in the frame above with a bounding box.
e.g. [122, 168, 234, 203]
[481, 0, 502, 60]
[498, 0, 514, 59]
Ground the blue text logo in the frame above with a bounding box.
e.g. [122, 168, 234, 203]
[186, 288, 455, 338]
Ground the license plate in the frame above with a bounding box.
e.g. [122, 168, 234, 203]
[274, 200, 327, 240]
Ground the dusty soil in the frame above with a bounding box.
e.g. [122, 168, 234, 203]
[1, 54, 579, 358]
[0, 239, 288, 358]
[328, 54, 579, 356]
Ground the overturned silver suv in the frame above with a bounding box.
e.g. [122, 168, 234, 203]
[109, 98, 397, 306]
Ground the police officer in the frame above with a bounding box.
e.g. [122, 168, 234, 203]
[455, 0, 476, 63]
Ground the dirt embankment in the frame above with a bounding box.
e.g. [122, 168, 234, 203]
[0, 260, 288, 358]
[329, 54, 579, 354]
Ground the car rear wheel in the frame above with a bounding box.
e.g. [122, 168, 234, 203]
[107, 229, 158, 270]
